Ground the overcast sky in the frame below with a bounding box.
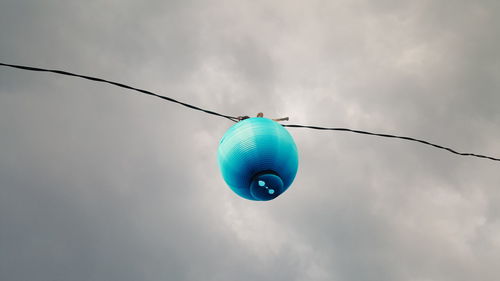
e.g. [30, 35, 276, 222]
[1, 1, 500, 280]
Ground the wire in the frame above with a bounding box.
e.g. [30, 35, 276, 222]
[1, 62, 499, 162]
[283, 124, 500, 162]
[0, 62, 240, 122]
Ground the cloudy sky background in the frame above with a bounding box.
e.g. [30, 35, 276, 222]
[1, 1, 500, 280]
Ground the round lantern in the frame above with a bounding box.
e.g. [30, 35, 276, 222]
[217, 117, 299, 201]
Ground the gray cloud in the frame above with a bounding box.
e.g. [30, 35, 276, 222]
[1, 1, 500, 280]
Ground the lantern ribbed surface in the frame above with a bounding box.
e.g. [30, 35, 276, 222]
[217, 117, 299, 201]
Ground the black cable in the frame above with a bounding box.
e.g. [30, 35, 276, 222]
[1, 62, 499, 162]
[283, 124, 500, 162]
[0, 62, 240, 122]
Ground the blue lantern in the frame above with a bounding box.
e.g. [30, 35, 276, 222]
[218, 117, 299, 201]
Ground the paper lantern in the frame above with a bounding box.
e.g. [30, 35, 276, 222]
[218, 117, 299, 201]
